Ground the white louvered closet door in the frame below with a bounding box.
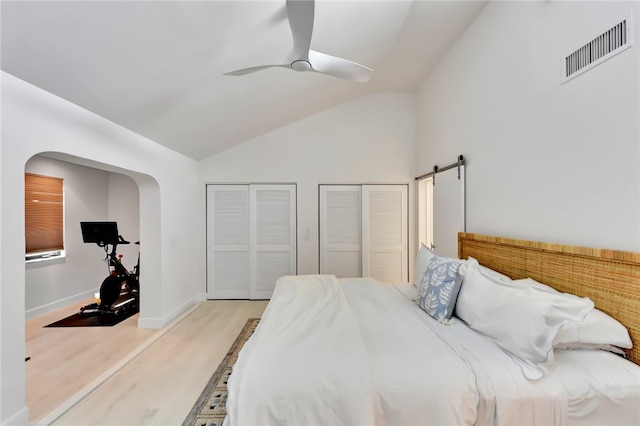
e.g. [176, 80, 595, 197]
[319, 184, 408, 282]
[250, 185, 297, 299]
[319, 185, 362, 278]
[362, 185, 408, 283]
[207, 185, 250, 299]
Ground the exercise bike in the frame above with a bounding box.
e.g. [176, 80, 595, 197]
[79, 221, 140, 317]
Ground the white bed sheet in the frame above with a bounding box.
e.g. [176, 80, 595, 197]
[391, 282, 568, 425]
[394, 282, 640, 426]
[225, 276, 640, 426]
[339, 278, 480, 425]
[553, 350, 640, 426]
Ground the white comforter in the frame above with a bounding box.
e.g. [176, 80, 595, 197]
[224, 275, 639, 426]
[226, 275, 478, 425]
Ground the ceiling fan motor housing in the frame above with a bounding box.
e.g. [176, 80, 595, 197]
[291, 60, 312, 72]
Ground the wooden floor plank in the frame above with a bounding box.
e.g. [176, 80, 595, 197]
[26, 300, 267, 426]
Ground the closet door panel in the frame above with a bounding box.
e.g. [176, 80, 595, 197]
[206, 185, 250, 299]
[250, 185, 297, 299]
[255, 251, 292, 292]
[212, 252, 250, 292]
[367, 252, 403, 283]
[319, 185, 362, 277]
[362, 185, 408, 283]
[325, 251, 362, 278]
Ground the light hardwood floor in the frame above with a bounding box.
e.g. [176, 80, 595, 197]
[26, 300, 268, 426]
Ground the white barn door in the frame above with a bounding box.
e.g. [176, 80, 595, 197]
[250, 185, 297, 299]
[207, 184, 296, 300]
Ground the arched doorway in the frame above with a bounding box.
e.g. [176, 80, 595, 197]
[23, 151, 162, 423]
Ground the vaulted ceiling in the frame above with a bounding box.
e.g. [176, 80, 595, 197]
[1, 0, 487, 160]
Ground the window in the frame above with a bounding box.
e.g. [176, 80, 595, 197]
[417, 176, 434, 250]
[415, 161, 466, 258]
[25, 173, 65, 261]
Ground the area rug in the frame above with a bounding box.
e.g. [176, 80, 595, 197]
[44, 308, 138, 327]
[182, 318, 260, 426]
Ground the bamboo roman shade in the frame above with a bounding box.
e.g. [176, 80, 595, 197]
[25, 173, 64, 253]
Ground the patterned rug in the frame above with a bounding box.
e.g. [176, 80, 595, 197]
[182, 318, 260, 426]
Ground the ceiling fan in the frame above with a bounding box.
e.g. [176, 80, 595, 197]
[225, 0, 372, 83]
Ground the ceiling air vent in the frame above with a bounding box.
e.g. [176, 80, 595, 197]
[563, 13, 634, 83]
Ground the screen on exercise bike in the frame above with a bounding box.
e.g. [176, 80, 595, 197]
[80, 221, 120, 246]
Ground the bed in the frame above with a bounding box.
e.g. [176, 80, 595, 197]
[224, 233, 640, 426]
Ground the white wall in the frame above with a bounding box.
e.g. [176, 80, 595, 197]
[199, 93, 417, 281]
[107, 172, 140, 272]
[0, 72, 203, 425]
[416, 0, 640, 253]
[24, 156, 140, 318]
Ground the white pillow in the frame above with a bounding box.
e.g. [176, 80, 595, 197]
[554, 308, 632, 350]
[510, 278, 632, 352]
[463, 257, 512, 282]
[512, 277, 559, 293]
[413, 243, 436, 286]
[456, 263, 594, 380]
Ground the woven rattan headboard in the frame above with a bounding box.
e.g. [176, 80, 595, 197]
[458, 232, 640, 365]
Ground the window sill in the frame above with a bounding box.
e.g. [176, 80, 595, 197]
[25, 250, 66, 263]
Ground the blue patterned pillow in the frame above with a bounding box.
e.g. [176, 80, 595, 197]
[416, 256, 464, 321]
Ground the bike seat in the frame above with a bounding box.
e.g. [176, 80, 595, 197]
[118, 235, 130, 245]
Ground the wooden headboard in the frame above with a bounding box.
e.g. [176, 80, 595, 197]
[458, 232, 640, 365]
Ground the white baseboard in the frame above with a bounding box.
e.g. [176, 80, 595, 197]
[137, 295, 199, 329]
[25, 289, 97, 319]
[3, 406, 29, 426]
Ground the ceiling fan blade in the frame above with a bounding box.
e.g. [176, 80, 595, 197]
[224, 0, 374, 83]
[286, 0, 314, 60]
[224, 64, 287, 76]
[308, 50, 373, 83]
